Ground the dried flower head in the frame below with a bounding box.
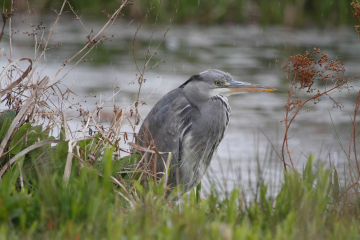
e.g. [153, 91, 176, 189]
[282, 48, 345, 96]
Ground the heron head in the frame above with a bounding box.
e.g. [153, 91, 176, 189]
[181, 69, 276, 100]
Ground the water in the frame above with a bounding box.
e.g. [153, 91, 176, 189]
[1, 17, 359, 196]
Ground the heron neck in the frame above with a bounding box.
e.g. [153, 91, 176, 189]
[183, 85, 213, 111]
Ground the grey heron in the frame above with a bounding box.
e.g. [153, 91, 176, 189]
[137, 69, 275, 193]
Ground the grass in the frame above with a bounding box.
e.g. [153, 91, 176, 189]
[0, 153, 359, 240]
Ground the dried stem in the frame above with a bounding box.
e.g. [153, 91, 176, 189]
[0, 76, 50, 161]
[280, 49, 351, 172]
[351, 90, 360, 181]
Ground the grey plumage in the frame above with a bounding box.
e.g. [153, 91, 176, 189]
[137, 69, 275, 193]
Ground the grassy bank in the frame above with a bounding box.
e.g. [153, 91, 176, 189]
[1, 152, 359, 239]
[2, 0, 358, 27]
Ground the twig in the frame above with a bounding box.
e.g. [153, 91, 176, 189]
[9, 8, 12, 60]
[0, 58, 30, 85]
[128, 142, 170, 155]
[282, 76, 296, 170]
[0, 58, 32, 98]
[91, 117, 131, 153]
[282, 77, 350, 170]
[0, 9, 7, 43]
[351, 90, 360, 181]
[30, 1, 67, 80]
[49, 0, 130, 83]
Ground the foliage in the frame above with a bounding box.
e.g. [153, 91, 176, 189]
[0, 151, 359, 239]
[13, 0, 358, 27]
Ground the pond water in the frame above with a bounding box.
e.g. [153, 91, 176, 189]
[1, 16, 359, 196]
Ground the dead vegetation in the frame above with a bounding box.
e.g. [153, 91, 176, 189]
[280, 49, 353, 170]
[0, 0, 180, 203]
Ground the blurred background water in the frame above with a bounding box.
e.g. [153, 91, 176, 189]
[1, 0, 360, 195]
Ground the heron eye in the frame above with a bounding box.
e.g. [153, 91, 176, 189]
[215, 81, 221, 86]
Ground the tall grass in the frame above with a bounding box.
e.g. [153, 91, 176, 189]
[0, 153, 359, 239]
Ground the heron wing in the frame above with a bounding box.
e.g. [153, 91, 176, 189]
[137, 88, 195, 186]
[176, 96, 231, 191]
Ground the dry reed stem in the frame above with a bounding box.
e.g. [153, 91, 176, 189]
[91, 117, 130, 153]
[17, 162, 24, 192]
[8, 7, 12, 60]
[61, 136, 98, 182]
[63, 104, 72, 182]
[63, 141, 74, 183]
[0, 76, 50, 161]
[128, 142, 172, 184]
[0, 59, 32, 98]
[163, 152, 172, 189]
[0, 58, 29, 86]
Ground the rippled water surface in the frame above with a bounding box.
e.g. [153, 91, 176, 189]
[1, 17, 359, 195]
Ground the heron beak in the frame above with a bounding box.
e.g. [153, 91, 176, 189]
[225, 80, 276, 93]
